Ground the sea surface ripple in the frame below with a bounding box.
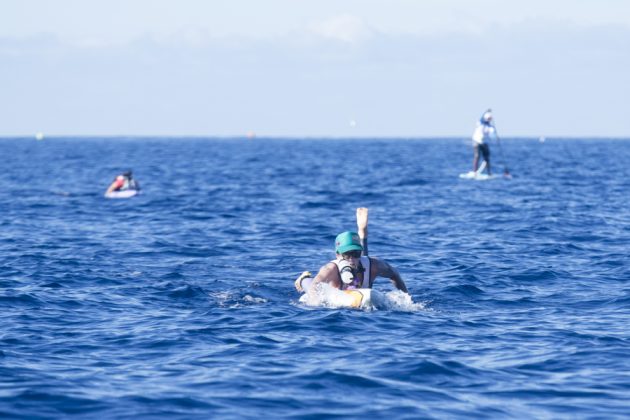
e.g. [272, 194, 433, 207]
[0, 137, 629, 419]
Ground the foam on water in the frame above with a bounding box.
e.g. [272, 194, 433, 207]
[298, 282, 425, 312]
[297, 282, 423, 311]
[370, 289, 427, 312]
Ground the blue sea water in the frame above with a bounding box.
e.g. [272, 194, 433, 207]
[1, 137, 629, 419]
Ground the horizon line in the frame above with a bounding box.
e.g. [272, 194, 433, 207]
[2, 134, 630, 141]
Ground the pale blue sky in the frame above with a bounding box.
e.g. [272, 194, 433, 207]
[2, 0, 629, 137]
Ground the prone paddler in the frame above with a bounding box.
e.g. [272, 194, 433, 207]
[105, 170, 140, 195]
[295, 207, 408, 294]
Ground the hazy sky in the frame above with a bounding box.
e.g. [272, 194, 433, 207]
[2, 0, 629, 137]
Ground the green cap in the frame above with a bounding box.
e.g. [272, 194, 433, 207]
[335, 231, 363, 254]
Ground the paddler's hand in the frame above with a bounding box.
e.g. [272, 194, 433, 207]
[294, 271, 312, 293]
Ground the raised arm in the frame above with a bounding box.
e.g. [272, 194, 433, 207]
[105, 181, 119, 194]
[106, 177, 124, 194]
[371, 258, 408, 293]
[356, 207, 368, 256]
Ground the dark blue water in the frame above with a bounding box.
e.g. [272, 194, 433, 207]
[1, 137, 629, 419]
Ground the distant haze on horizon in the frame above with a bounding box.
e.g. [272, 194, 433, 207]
[2, 0, 629, 138]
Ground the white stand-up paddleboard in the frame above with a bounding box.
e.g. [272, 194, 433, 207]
[459, 160, 499, 180]
[104, 189, 139, 199]
[459, 161, 497, 180]
[459, 171, 496, 181]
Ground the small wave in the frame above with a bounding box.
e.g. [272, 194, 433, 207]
[396, 177, 428, 187]
[243, 294, 267, 304]
[0, 293, 43, 308]
[307, 369, 386, 389]
[209, 291, 268, 308]
[299, 201, 336, 209]
[41, 282, 64, 288]
[443, 284, 485, 296]
[51, 190, 71, 197]
[168, 284, 207, 299]
[383, 359, 485, 381]
[511, 269, 561, 283]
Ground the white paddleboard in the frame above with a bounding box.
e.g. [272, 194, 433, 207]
[104, 189, 139, 199]
[459, 171, 496, 181]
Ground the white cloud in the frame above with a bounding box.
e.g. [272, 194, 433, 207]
[308, 15, 375, 43]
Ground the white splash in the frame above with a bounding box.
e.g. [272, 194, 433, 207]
[371, 289, 426, 312]
[243, 294, 267, 304]
[299, 283, 357, 308]
[299, 283, 425, 312]
[211, 291, 267, 308]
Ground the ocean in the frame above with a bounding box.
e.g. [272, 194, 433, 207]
[1, 137, 629, 419]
